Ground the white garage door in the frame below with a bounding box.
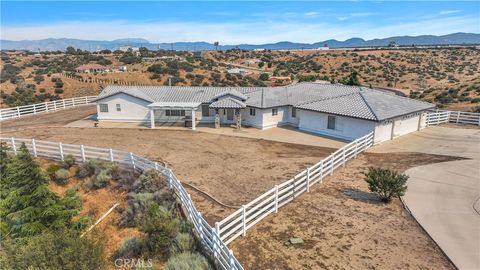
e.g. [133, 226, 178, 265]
[393, 115, 419, 138]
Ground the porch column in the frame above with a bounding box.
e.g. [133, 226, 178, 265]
[236, 109, 242, 129]
[191, 109, 196, 130]
[150, 108, 155, 128]
[215, 109, 220, 128]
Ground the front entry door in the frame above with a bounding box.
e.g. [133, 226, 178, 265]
[226, 109, 234, 121]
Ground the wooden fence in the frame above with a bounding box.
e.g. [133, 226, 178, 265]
[0, 137, 244, 270]
[426, 110, 480, 126]
[216, 131, 375, 245]
[0, 96, 97, 121]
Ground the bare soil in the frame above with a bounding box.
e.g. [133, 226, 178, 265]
[1, 107, 336, 223]
[229, 152, 463, 270]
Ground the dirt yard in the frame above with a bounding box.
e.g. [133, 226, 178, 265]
[228, 152, 462, 269]
[1, 106, 337, 222]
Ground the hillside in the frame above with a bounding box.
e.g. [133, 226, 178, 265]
[1, 47, 479, 111]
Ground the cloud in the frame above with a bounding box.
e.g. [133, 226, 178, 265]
[336, 12, 377, 21]
[1, 15, 478, 44]
[439, 10, 462, 15]
[304, 11, 319, 17]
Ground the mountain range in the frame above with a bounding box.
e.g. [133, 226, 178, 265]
[1, 33, 479, 52]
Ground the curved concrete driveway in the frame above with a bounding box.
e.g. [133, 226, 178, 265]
[370, 126, 480, 270]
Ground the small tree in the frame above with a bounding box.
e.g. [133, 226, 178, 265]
[259, 73, 269, 81]
[364, 167, 408, 202]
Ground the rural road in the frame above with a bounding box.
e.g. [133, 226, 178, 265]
[370, 125, 480, 270]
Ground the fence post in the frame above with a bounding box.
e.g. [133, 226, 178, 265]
[31, 139, 37, 157]
[109, 148, 114, 162]
[11, 137, 17, 155]
[80, 145, 86, 161]
[212, 227, 218, 258]
[242, 205, 246, 236]
[17, 107, 20, 117]
[33, 104, 37, 114]
[306, 167, 310, 192]
[63, 100, 66, 109]
[154, 162, 158, 171]
[53, 101, 57, 111]
[292, 177, 296, 199]
[342, 149, 346, 167]
[197, 213, 204, 241]
[456, 111, 460, 123]
[72, 98, 76, 107]
[274, 185, 279, 213]
[85, 96, 88, 104]
[59, 142, 64, 160]
[168, 169, 173, 189]
[129, 152, 135, 169]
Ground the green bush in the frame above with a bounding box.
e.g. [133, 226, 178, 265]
[364, 167, 408, 202]
[84, 169, 111, 190]
[54, 168, 70, 184]
[259, 73, 269, 81]
[114, 236, 144, 259]
[77, 159, 114, 179]
[46, 164, 61, 180]
[165, 252, 210, 270]
[139, 204, 180, 256]
[2, 230, 105, 270]
[170, 233, 195, 255]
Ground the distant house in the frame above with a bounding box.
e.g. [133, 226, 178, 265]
[269, 76, 292, 86]
[94, 83, 434, 143]
[76, 64, 108, 73]
[227, 68, 249, 75]
[119, 66, 128, 72]
[242, 59, 261, 66]
[317, 44, 329, 50]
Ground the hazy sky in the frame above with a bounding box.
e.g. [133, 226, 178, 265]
[1, 1, 479, 44]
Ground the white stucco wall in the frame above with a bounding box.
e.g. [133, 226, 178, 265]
[297, 109, 376, 141]
[97, 93, 151, 122]
[242, 107, 263, 128]
[373, 120, 394, 143]
[261, 106, 290, 129]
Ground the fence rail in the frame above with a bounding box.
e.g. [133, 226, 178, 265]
[216, 131, 374, 245]
[0, 137, 243, 270]
[426, 110, 480, 126]
[0, 96, 97, 121]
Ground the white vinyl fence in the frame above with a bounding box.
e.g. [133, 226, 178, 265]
[216, 132, 374, 245]
[426, 110, 480, 126]
[0, 137, 243, 270]
[0, 96, 97, 121]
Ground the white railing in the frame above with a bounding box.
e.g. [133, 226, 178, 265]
[0, 137, 243, 270]
[426, 110, 480, 126]
[216, 131, 374, 245]
[0, 96, 97, 121]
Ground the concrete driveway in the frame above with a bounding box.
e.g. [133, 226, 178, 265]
[370, 126, 480, 270]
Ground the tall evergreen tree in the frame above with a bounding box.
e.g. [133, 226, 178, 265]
[0, 143, 80, 237]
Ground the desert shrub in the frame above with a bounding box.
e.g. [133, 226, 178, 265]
[259, 73, 269, 81]
[139, 204, 180, 256]
[54, 88, 64, 94]
[169, 233, 195, 255]
[165, 252, 209, 270]
[77, 159, 114, 179]
[54, 168, 70, 184]
[46, 164, 61, 180]
[84, 169, 111, 190]
[114, 236, 144, 259]
[62, 155, 76, 168]
[131, 170, 167, 193]
[119, 192, 157, 227]
[364, 167, 408, 202]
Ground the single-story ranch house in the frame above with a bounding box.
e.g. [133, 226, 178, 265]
[95, 83, 434, 143]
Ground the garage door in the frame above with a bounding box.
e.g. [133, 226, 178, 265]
[393, 115, 419, 138]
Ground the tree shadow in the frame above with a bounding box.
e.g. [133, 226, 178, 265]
[341, 188, 383, 205]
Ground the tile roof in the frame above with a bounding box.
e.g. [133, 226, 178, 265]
[97, 83, 434, 121]
[209, 97, 246, 109]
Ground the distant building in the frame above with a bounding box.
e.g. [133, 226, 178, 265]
[118, 46, 140, 52]
[119, 66, 128, 72]
[193, 51, 204, 59]
[227, 68, 249, 75]
[76, 64, 108, 73]
[253, 48, 265, 52]
[269, 76, 292, 86]
[241, 59, 261, 66]
[317, 44, 329, 50]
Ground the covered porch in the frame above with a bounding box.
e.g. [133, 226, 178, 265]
[209, 97, 247, 129]
[148, 102, 201, 130]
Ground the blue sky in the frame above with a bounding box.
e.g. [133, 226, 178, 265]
[1, 1, 479, 44]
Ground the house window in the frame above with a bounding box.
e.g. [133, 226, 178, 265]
[116, 104, 121, 112]
[166, 110, 185, 117]
[250, 108, 256, 116]
[99, 104, 108, 112]
[202, 105, 210, 117]
[272, 108, 278, 116]
[292, 107, 296, 118]
[327, 115, 336, 130]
